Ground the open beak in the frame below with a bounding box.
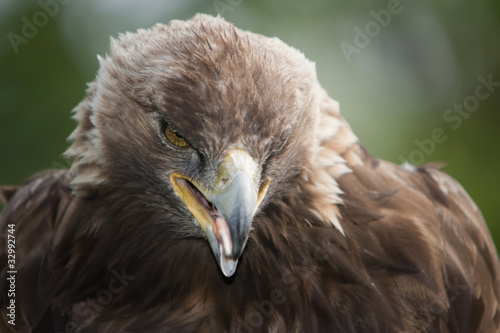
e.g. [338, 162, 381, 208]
[170, 149, 270, 277]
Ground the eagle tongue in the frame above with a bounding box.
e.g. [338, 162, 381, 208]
[214, 216, 238, 276]
[214, 216, 233, 258]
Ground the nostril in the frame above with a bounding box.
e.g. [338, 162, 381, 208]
[220, 176, 229, 186]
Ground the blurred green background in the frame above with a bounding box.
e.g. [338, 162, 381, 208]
[0, 0, 499, 244]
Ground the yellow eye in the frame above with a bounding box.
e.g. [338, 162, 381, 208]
[164, 125, 190, 148]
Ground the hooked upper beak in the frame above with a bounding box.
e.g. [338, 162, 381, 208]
[170, 149, 270, 277]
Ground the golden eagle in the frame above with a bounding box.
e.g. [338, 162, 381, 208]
[1, 14, 499, 332]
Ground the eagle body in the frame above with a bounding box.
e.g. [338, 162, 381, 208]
[1, 15, 499, 332]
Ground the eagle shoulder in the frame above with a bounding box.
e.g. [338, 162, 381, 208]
[419, 166, 500, 331]
[336, 150, 500, 331]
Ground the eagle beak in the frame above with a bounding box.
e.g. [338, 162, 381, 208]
[170, 149, 270, 277]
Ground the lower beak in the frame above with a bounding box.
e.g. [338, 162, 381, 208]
[170, 149, 270, 277]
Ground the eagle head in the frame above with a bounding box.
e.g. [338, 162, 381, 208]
[65, 14, 325, 277]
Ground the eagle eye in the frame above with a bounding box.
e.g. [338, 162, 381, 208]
[163, 124, 190, 148]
